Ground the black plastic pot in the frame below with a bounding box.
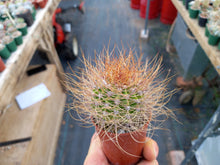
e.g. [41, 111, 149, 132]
[198, 14, 207, 27]
[16, 10, 33, 27]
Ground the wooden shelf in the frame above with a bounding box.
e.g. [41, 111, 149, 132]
[0, 0, 64, 112]
[0, 65, 66, 165]
[171, 0, 220, 75]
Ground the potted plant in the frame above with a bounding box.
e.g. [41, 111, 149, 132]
[12, 30, 23, 45]
[207, 22, 220, 46]
[0, 7, 9, 21]
[3, 35, 17, 52]
[198, 11, 209, 27]
[189, 0, 200, 19]
[200, 0, 211, 11]
[7, 26, 17, 33]
[0, 43, 11, 59]
[14, 7, 33, 26]
[16, 22, 27, 36]
[65, 48, 175, 165]
[212, 0, 220, 10]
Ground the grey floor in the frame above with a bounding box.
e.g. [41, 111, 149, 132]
[52, 0, 218, 164]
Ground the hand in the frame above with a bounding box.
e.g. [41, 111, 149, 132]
[84, 133, 159, 165]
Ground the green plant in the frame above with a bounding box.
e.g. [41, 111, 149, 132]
[213, 0, 220, 10]
[200, 0, 210, 10]
[208, 22, 220, 36]
[66, 48, 176, 137]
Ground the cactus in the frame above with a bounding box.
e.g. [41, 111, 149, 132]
[213, 0, 220, 10]
[65, 48, 175, 135]
[190, 0, 201, 10]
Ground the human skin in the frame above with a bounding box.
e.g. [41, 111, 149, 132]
[84, 133, 159, 165]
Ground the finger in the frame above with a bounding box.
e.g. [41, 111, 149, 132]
[84, 133, 109, 165]
[142, 138, 159, 161]
[138, 160, 159, 165]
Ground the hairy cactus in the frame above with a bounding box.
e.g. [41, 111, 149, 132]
[65, 48, 175, 135]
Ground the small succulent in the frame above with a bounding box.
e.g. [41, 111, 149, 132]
[200, 0, 210, 10]
[190, 0, 201, 10]
[207, 21, 220, 36]
[66, 48, 175, 136]
[213, 0, 220, 10]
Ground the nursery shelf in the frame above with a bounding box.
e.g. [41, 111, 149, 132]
[0, 64, 66, 165]
[0, 0, 64, 112]
[171, 0, 220, 75]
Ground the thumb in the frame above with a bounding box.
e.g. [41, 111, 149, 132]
[84, 133, 109, 165]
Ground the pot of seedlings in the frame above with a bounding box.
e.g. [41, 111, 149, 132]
[16, 22, 28, 36]
[0, 8, 9, 21]
[24, 1, 36, 20]
[65, 48, 176, 165]
[198, 11, 209, 27]
[0, 43, 11, 59]
[7, 26, 17, 33]
[12, 31, 23, 45]
[212, 0, 220, 11]
[189, 0, 200, 19]
[207, 22, 220, 46]
[3, 35, 17, 52]
[15, 7, 33, 27]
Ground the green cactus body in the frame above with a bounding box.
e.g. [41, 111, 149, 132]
[92, 87, 143, 122]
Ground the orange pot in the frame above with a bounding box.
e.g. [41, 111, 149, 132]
[0, 57, 6, 72]
[38, 0, 48, 8]
[95, 124, 148, 165]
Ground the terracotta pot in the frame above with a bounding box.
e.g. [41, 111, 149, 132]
[0, 57, 6, 72]
[95, 124, 148, 165]
[38, 0, 48, 8]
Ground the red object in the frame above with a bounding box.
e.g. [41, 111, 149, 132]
[130, 0, 141, 9]
[160, 0, 177, 24]
[32, 2, 38, 9]
[140, 0, 162, 19]
[0, 57, 6, 72]
[95, 124, 149, 165]
[38, 0, 48, 8]
[52, 8, 65, 45]
[79, 1, 85, 11]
